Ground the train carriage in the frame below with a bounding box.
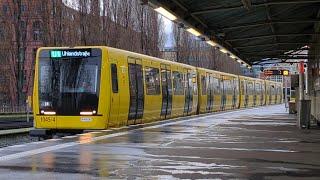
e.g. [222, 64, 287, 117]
[197, 68, 221, 113]
[255, 78, 265, 106]
[239, 76, 256, 108]
[220, 72, 239, 110]
[31, 46, 284, 137]
[197, 68, 240, 114]
[276, 82, 283, 104]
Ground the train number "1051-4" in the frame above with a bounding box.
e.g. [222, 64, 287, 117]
[40, 116, 56, 123]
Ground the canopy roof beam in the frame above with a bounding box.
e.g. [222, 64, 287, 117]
[226, 33, 319, 42]
[219, 19, 320, 31]
[235, 42, 313, 49]
[191, 0, 320, 15]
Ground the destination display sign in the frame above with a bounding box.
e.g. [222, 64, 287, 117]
[50, 49, 92, 58]
[264, 69, 290, 76]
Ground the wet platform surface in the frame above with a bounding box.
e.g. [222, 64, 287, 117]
[0, 105, 320, 179]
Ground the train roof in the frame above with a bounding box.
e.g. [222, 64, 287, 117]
[37, 46, 283, 85]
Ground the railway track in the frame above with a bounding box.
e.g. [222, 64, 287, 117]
[0, 119, 33, 130]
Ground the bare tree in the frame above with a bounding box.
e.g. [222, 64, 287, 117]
[0, 0, 165, 106]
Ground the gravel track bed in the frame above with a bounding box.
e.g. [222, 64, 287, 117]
[0, 133, 39, 148]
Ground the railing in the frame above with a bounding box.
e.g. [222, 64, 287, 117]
[0, 105, 32, 114]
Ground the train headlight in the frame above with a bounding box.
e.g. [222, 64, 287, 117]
[80, 110, 97, 116]
[40, 110, 56, 115]
[44, 111, 56, 115]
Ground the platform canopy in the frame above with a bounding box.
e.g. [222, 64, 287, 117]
[147, 0, 320, 65]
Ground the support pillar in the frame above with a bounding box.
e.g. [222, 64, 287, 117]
[297, 61, 311, 129]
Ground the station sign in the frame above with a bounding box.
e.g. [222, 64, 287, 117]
[264, 69, 290, 76]
[50, 49, 92, 58]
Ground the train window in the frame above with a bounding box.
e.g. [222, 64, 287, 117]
[247, 82, 254, 95]
[234, 79, 239, 94]
[192, 73, 198, 95]
[201, 75, 206, 95]
[111, 64, 118, 93]
[213, 77, 220, 94]
[173, 71, 184, 95]
[145, 67, 160, 95]
[224, 80, 231, 94]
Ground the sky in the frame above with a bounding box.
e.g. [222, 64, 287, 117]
[162, 17, 174, 48]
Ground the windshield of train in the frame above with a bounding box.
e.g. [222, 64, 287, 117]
[38, 48, 101, 115]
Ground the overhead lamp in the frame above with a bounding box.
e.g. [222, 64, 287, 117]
[219, 48, 228, 54]
[206, 40, 217, 47]
[186, 28, 201, 37]
[237, 59, 242, 63]
[230, 54, 236, 59]
[155, 7, 177, 21]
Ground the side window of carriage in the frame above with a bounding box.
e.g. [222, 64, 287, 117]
[201, 75, 206, 95]
[145, 67, 160, 95]
[172, 71, 184, 95]
[111, 63, 118, 93]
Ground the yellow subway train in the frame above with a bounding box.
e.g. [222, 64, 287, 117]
[31, 46, 283, 137]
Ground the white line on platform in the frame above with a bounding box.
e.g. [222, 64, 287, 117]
[90, 131, 102, 134]
[46, 139, 62, 142]
[8, 144, 26, 148]
[62, 135, 78, 139]
[0, 105, 279, 162]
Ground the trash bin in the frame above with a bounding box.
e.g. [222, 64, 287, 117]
[289, 101, 297, 114]
[297, 100, 311, 129]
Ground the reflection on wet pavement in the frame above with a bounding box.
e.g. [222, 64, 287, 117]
[0, 105, 320, 179]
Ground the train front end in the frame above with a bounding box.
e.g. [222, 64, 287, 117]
[31, 47, 108, 137]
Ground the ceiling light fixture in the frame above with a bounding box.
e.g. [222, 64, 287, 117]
[154, 7, 177, 21]
[219, 48, 228, 54]
[186, 28, 201, 37]
[206, 40, 217, 47]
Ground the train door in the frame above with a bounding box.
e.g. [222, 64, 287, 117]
[239, 79, 245, 108]
[232, 78, 237, 109]
[184, 69, 193, 115]
[235, 78, 240, 109]
[245, 80, 249, 107]
[127, 57, 144, 125]
[267, 84, 271, 105]
[221, 77, 226, 110]
[253, 82, 257, 106]
[160, 64, 173, 119]
[275, 86, 278, 104]
[206, 73, 213, 112]
[269, 85, 273, 104]
[261, 82, 265, 105]
[108, 62, 120, 127]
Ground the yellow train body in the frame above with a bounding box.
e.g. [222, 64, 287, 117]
[31, 46, 283, 136]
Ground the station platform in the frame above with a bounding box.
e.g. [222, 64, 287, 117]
[0, 105, 319, 179]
